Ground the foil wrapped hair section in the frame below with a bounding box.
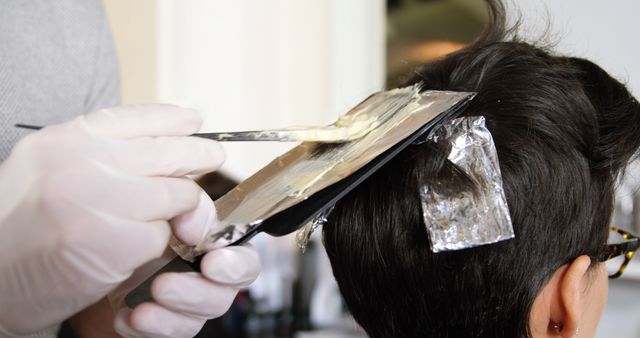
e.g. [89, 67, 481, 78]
[420, 116, 514, 253]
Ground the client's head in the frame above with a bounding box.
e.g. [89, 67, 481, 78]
[322, 1, 640, 337]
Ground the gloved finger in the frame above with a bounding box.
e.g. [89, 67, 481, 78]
[114, 304, 205, 338]
[107, 248, 177, 309]
[170, 191, 216, 246]
[68, 174, 202, 222]
[151, 272, 237, 318]
[138, 178, 202, 221]
[200, 245, 261, 288]
[112, 136, 224, 177]
[81, 104, 202, 139]
[106, 220, 173, 274]
[54, 220, 171, 290]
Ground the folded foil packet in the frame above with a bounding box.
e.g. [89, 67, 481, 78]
[420, 116, 514, 252]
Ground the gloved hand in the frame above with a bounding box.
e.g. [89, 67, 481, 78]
[0, 105, 257, 336]
[110, 190, 261, 338]
[113, 245, 260, 338]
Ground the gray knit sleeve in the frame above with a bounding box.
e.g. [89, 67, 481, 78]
[84, 1, 121, 112]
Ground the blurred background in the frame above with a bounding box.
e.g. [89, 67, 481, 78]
[103, 0, 640, 337]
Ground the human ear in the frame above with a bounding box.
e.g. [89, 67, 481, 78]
[553, 255, 592, 337]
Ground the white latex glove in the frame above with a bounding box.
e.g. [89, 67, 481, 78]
[0, 105, 230, 336]
[112, 192, 261, 338]
[113, 244, 260, 338]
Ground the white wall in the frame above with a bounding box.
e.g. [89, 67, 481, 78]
[156, 0, 385, 180]
[508, 0, 639, 97]
[103, 0, 158, 103]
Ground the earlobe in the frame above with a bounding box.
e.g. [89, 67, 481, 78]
[556, 255, 591, 337]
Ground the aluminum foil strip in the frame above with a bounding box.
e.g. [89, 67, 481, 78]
[295, 205, 334, 253]
[420, 116, 514, 252]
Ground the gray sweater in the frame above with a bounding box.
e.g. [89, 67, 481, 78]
[0, 1, 119, 336]
[0, 0, 120, 162]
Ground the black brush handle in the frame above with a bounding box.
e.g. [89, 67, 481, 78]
[14, 123, 43, 130]
[124, 237, 253, 309]
[124, 255, 203, 308]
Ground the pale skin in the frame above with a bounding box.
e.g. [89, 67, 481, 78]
[529, 255, 609, 338]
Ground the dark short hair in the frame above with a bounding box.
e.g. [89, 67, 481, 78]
[322, 1, 640, 337]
